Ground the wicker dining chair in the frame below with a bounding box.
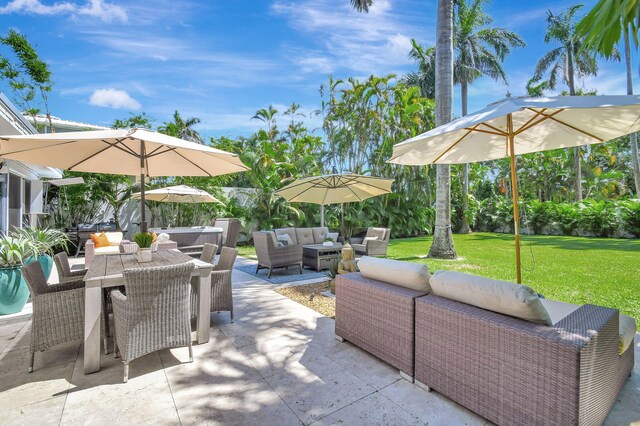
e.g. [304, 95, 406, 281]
[54, 251, 112, 353]
[200, 243, 218, 264]
[211, 247, 238, 321]
[22, 261, 85, 373]
[190, 243, 218, 315]
[111, 262, 195, 382]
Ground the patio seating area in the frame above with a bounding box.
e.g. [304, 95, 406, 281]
[0, 254, 638, 425]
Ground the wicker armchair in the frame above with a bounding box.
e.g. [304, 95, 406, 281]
[21, 261, 85, 373]
[111, 262, 195, 382]
[54, 251, 112, 353]
[253, 231, 303, 278]
[350, 227, 390, 257]
[211, 247, 238, 321]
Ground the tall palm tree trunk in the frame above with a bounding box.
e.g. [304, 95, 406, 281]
[459, 80, 471, 234]
[625, 26, 640, 196]
[429, 0, 457, 259]
[567, 47, 583, 201]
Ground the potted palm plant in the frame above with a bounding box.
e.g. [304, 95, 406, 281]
[133, 232, 154, 262]
[0, 235, 37, 315]
[14, 227, 70, 280]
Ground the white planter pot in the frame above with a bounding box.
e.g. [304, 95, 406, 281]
[136, 248, 153, 263]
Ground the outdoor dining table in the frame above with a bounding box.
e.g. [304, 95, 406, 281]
[82, 249, 213, 374]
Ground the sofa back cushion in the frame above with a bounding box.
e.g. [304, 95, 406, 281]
[358, 256, 431, 292]
[104, 231, 124, 246]
[430, 271, 552, 325]
[366, 227, 388, 242]
[312, 227, 329, 244]
[295, 228, 315, 246]
[275, 228, 298, 245]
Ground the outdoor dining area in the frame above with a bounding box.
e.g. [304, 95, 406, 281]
[0, 95, 638, 425]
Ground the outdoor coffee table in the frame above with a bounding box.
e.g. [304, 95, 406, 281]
[82, 249, 213, 374]
[303, 243, 344, 271]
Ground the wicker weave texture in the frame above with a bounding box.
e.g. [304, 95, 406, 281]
[54, 252, 87, 284]
[335, 272, 427, 376]
[22, 262, 85, 354]
[414, 295, 632, 426]
[111, 262, 195, 364]
[253, 231, 303, 270]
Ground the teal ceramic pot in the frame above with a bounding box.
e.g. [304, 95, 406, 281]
[0, 265, 29, 315]
[26, 254, 53, 280]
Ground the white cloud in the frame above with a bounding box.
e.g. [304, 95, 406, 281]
[0, 0, 127, 23]
[273, 0, 430, 76]
[89, 88, 141, 110]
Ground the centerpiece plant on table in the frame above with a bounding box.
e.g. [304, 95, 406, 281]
[133, 232, 154, 262]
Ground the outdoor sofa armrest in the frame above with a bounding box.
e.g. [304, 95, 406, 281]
[414, 295, 622, 426]
[365, 239, 388, 256]
[268, 243, 303, 268]
[48, 279, 85, 293]
[34, 286, 85, 326]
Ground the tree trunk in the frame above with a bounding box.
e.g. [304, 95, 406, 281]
[625, 26, 640, 196]
[429, 0, 457, 259]
[567, 46, 583, 201]
[459, 81, 471, 234]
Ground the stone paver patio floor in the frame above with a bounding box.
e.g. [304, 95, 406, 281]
[0, 256, 638, 425]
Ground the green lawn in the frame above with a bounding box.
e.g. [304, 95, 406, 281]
[237, 233, 640, 321]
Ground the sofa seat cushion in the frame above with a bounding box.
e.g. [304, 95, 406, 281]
[541, 298, 637, 354]
[358, 256, 431, 292]
[295, 228, 315, 246]
[350, 243, 366, 253]
[430, 271, 552, 325]
[94, 246, 120, 255]
[312, 227, 329, 244]
[275, 228, 297, 245]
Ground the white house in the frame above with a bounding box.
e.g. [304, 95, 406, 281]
[0, 93, 63, 234]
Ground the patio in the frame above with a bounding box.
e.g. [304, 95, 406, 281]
[0, 255, 638, 425]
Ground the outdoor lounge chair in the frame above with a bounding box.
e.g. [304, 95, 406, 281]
[350, 227, 390, 257]
[253, 231, 303, 278]
[22, 261, 85, 373]
[111, 262, 195, 382]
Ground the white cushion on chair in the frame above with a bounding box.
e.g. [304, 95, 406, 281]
[358, 256, 431, 292]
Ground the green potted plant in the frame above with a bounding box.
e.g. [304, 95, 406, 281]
[0, 235, 37, 315]
[133, 232, 154, 262]
[13, 227, 70, 279]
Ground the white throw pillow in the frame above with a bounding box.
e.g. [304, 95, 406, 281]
[277, 234, 294, 246]
[430, 271, 552, 325]
[363, 236, 378, 243]
[327, 232, 339, 242]
[358, 256, 431, 292]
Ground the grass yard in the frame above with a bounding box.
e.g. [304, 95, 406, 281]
[236, 233, 640, 321]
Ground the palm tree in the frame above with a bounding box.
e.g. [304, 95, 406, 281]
[403, 39, 436, 99]
[623, 25, 640, 196]
[353, 0, 457, 258]
[533, 5, 598, 202]
[576, 0, 639, 58]
[158, 110, 203, 143]
[455, 0, 524, 233]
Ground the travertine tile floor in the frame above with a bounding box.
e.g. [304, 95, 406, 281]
[0, 256, 638, 425]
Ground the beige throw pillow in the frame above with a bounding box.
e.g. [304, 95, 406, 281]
[430, 271, 552, 325]
[358, 256, 431, 292]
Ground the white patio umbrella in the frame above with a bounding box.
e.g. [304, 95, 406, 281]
[389, 94, 640, 283]
[131, 185, 222, 204]
[0, 128, 249, 231]
[275, 173, 394, 227]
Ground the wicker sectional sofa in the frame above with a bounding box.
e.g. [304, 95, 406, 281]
[335, 258, 636, 426]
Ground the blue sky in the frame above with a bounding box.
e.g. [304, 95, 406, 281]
[0, 0, 636, 140]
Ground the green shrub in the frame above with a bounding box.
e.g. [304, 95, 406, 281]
[578, 200, 618, 237]
[0, 236, 37, 268]
[618, 199, 640, 237]
[553, 203, 581, 235]
[524, 200, 555, 234]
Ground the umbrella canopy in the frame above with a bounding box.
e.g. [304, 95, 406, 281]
[276, 173, 394, 226]
[131, 185, 222, 204]
[0, 128, 249, 231]
[389, 95, 640, 283]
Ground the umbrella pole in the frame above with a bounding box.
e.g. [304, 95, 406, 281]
[507, 113, 522, 284]
[320, 204, 325, 227]
[140, 141, 147, 233]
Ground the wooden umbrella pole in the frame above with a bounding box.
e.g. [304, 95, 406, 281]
[507, 113, 522, 284]
[140, 140, 147, 233]
[320, 204, 325, 227]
